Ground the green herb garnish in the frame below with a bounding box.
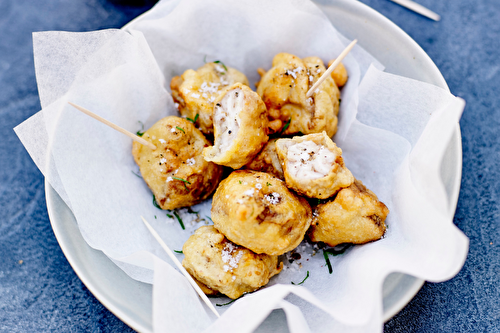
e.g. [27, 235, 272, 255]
[239, 180, 242, 184]
[167, 213, 174, 219]
[281, 118, 291, 133]
[291, 271, 310, 285]
[186, 113, 199, 124]
[154, 215, 157, 219]
[153, 195, 161, 209]
[324, 244, 352, 256]
[174, 250, 183, 254]
[173, 211, 185, 230]
[213, 60, 228, 72]
[136, 121, 145, 137]
[172, 176, 191, 190]
[203, 55, 207, 63]
[175, 126, 185, 133]
[216, 298, 237, 307]
[266, 182, 272, 186]
[205, 216, 213, 223]
[131, 170, 142, 178]
[323, 250, 333, 274]
[187, 207, 199, 214]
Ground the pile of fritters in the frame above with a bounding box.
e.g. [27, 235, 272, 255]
[133, 53, 389, 299]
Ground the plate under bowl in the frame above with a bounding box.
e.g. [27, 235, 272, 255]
[46, 0, 462, 332]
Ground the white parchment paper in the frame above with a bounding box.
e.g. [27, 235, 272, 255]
[14, 0, 469, 332]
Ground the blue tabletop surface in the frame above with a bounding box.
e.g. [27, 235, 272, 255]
[1, 0, 499, 332]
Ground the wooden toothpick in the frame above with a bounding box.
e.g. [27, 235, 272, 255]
[306, 39, 358, 98]
[67, 102, 157, 150]
[140, 216, 221, 318]
[389, 0, 440, 21]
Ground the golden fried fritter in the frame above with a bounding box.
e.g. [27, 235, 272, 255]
[202, 83, 269, 169]
[256, 53, 340, 136]
[244, 139, 284, 179]
[275, 132, 354, 199]
[171, 62, 249, 135]
[182, 226, 282, 299]
[308, 179, 389, 247]
[327, 59, 348, 88]
[212, 170, 312, 255]
[132, 116, 224, 210]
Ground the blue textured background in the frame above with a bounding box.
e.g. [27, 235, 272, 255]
[1, 0, 499, 331]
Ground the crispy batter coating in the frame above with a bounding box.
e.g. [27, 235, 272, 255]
[244, 139, 284, 179]
[212, 170, 312, 255]
[256, 53, 340, 137]
[327, 59, 348, 88]
[132, 116, 224, 210]
[308, 179, 389, 247]
[276, 132, 354, 199]
[170, 62, 249, 135]
[203, 83, 269, 169]
[182, 226, 282, 299]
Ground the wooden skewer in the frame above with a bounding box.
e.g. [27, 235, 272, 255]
[389, 0, 440, 21]
[140, 216, 221, 318]
[67, 102, 157, 150]
[306, 39, 358, 98]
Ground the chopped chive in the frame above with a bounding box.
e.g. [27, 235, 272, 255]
[173, 211, 185, 230]
[323, 250, 333, 274]
[174, 250, 183, 254]
[154, 215, 157, 219]
[153, 195, 161, 209]
[213, 60, 228, 72]
[187, 207, 199, 214]
[291, 271, 310, 285]
[266, 182, 272, 186]
[136, 121, 145, 136]
[172, 176, 191, 190]
[175, 126, 185, 133]
[203, 55, 207, 63]
[239, 180, 242, 184]
[205, 216, 213, 223]
[281, 118, 291, 133]
[187, 113, 199, 124]
[324, 244, 352, 256]
[166, 213, 174, 218]
[131, 170, 142, 178]
[216, 298, 237, 307]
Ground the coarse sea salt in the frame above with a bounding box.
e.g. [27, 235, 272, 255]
[186, 158, 195, 166]
[221, 243, 243, 272]
[159, 139, 166, 144]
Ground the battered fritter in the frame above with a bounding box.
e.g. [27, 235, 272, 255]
[202, 83, 269, 169]
[170, 62, 249, 135]
[256, 53, 340, 136]
[211, 170, 312, 255]
[182, 226, 282, 299]
[244, 138, 284, 179]
[327, 59, 348, 88]
[308, 179, 389, 247]
[276, 132, 354, 199]
[132, 116, 224, 210]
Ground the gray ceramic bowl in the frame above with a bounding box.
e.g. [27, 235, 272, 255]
[46, 0, 461, 331]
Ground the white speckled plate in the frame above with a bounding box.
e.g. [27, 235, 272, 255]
[46, 0, 462, 332]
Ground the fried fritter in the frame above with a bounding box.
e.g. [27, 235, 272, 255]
[203, 83, 269, 169]
[211, 170, 312, 255]
[182, 226, 282, 299]
[170, 62, 249, 135]
[276, 132, 354, 199]
[244, 138, 284, 179]
[327, 59, 348, 88]
[132, 116, 224, 210]
[308, 179, 389, 247]
[256, 53, 340, 136]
